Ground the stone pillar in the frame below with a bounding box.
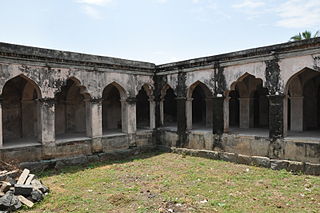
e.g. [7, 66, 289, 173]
[86, 98, 102, 138]
[120, 98, 127, 133]
[205, 98, 213, 128]
[176, 97, 187, 147]
[290, 96, 303, 131]
[159, 99, 164, 126]
[239, 97, 254, 128]
[149, 97, 156, 129]
[38, 98, 55, 144]
[154, 95, 162, 128]
[269, 95, 285, 139]
[121, 97, 136, 134]
[283, 95, 288, 137]
[223, 97, 230, 132]
[0, 98, 3, 147]
[186, 98, 193, 130]
[212, 96, 224, 134]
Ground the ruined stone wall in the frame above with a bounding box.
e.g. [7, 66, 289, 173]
[1, 39, 320, 171]
[156, 38, 320, 170]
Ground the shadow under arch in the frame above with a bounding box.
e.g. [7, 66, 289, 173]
[136, 83, 154, 130]
[186, 81, 213, 129]
[160, 84, 177, 128]
[1, 75, 42, 145]
[55, 77, 91, 139]
[228, 72, 269, 130]
[102, 81, 128, 134]
[284, 67, 320, 132]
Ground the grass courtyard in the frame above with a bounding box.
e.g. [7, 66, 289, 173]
[20, 152, 320, 213]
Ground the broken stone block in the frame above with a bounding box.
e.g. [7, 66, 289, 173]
[270, 159, 289, 170]
[251, 156, 270, 168]
[197, 150, 220, 160]
[31, 180, 49, 194]
[287, 161, 304, 173]
[31, 190, 43, 202]
[220, 152, 237, 163]
[25, 174, 35, 185]
[17, 195, 34, 208]
[0, 191, 22, 211]
[237, 154, 252, 165]
[5, 177, 16, 186]
[0, 170, 19, 182]
[17, 169, 30, 185]
[14, 185, 33, 196]
[0, 172, 8, 182]
[0, 182, 11, 193]
[304, 163, 320, 176]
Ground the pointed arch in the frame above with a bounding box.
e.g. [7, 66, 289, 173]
[3, 74, 42, 98]
[102, 82, 127, 133]
[103, 81, 127, 99]
[228, 72, 269, 129]
[160, 84, 176, 99]
[284, 67, 318, 96]
[186, 80, 213, 99]
[185, 81, 213, 129]
[66, 77, 91, 99]
[1, 75, 41, 145]
[55, 77, 90, 138]
[136, 83, 153, 97]
[284, 67, 320, 132]
[136, 84, 153, 129]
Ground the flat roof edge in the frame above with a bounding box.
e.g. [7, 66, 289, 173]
[0, 42, 156, 71]
[156, 38, 320, 71]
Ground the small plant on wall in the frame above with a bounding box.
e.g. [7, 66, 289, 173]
[290, 30, 319, 41]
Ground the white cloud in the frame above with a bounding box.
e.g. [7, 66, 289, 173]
[276, 0, 320, 28]
[232, 0, 265, 9]
[76, 0, 112, 6]
[231, 0, 320, 28]
[156, 0, 168, 3]
[75, 0, 111, 19]
[81, 5, 103, 19]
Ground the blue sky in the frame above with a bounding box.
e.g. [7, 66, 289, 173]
[0, 0, 319, 64]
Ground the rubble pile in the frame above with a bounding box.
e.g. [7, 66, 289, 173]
[0, 169, 49, 212]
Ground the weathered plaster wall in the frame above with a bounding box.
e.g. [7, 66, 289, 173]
[1, 39, 320, 172]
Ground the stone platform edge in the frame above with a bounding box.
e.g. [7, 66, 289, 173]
[19, 145, 158, 172]
[159, 146, 320, 176]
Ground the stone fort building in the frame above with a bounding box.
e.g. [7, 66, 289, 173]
[1, 38, 320, 174]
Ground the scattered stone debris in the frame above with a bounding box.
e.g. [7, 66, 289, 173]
[0, 168, 49, 212]
[159, 201, 196, 213]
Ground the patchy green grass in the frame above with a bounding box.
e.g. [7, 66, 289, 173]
[20, 152, 320, 213]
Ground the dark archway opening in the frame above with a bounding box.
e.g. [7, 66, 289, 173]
[303, 75, 320, 130]
[55, 79, 87, 139]
[228, 74, 269, 137]
[2, 76, 40, 145]
[192, 85, 206, 127]
[102, 84, 122, 133]
[136, 88, 150, 129]
[164, 88, 177, 126]
[253, 87, 269, 128]
[229, 90, 240, 127]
